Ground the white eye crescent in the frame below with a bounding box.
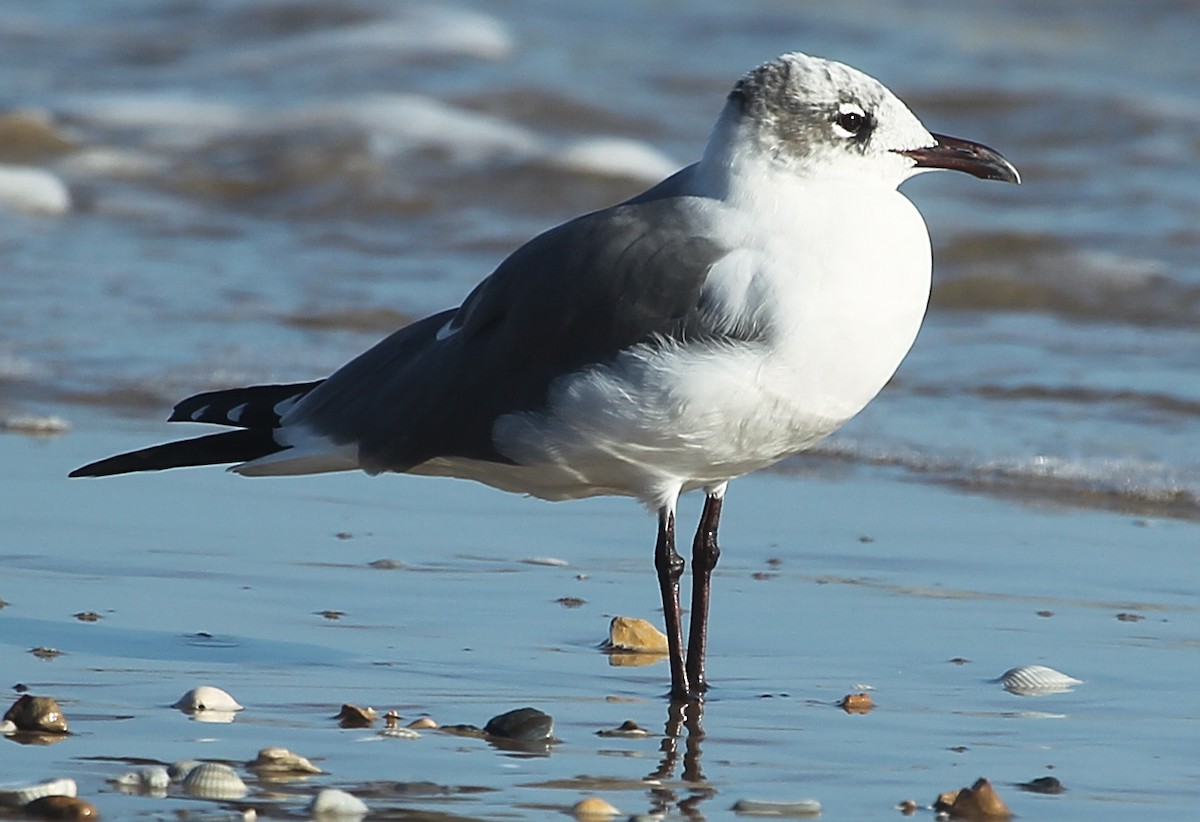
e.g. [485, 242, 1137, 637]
[833, 103, 869, 138]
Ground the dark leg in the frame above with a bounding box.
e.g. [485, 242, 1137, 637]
[686, 493, 723, 695]
[655, 506, 691, 700]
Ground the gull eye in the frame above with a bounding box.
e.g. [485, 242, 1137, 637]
[833, 105, 871, 139]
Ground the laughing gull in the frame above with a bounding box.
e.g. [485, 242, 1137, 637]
[72, 52, 1018, 701]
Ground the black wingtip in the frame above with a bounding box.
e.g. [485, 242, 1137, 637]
[68, 429, 287, 478]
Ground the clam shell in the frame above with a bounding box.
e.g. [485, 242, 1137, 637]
[172, 685, 244, 714]
[0, 777, 76, 808]
[996, 665, 1083, 696]
[182, 763, 248, 800]
[308, 788, 368, 817]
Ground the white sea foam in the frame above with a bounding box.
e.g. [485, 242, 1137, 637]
[549, 137, 680, 182]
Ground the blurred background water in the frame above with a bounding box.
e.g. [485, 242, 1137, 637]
[1, 0, 1198, 518]
[2, 3, 1200, 820]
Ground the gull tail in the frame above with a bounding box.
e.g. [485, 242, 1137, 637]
[69, 380, 325, 478]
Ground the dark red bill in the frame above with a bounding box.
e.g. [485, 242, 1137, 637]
[899, 133, 1020, 184]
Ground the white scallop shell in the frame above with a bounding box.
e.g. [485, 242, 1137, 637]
[182, 763, 248, 800]
[0, 778, 77, 808]
[308, 788, 368, 817]
[172, 685, 244, 713]
[996, 665, 1083, 696]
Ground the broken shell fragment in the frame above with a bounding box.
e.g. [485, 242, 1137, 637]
[572, 796, 621, 818]
[995, 665, 1082, 696]
[939, 778, 1011, 819]
[731, 798, 822, 816]
[172, 685, 244, 714]
[837, 692, 874, 714]
[335, 703, 377, 728]
[247, 747, 321, 775]
[3, 695, 68, 733]
[22, 795, 97, 819]
[308, 787, 368, 817]
[596, 719, 650, 738]
[604, 616, 669, 654]
[0, 778, 77, 808]
[182, 762, 248, 800]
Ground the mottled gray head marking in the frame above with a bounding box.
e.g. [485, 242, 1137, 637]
[725, 52, 937, 183]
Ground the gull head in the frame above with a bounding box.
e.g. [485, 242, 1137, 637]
[710, 52, 1019, 188]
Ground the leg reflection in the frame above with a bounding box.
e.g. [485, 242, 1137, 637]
[646, 699, 716, 820]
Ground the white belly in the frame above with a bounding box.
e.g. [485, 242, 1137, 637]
[421, 186, 932, 508]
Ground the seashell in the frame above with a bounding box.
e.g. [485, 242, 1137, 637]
[572, 796, 621, 818]
[335, 703, 377, 728]
[484, 707, 554, 742]
[111, 767, 170, 793]
[3, 695, 68, 733]
[172, 685, 243, 713]
[596, 720, 650, 738]
[22, 795, 97, 819]
[0, 778, 77, 808]
[731, 798, 822, 816]
[248, 747, 321, 775]
[995, 665, 1083, 696]
[408, 716, 438, 730]
[182, 762, 248, 800]
[168, 760, 201, 782]
[308, 788, 368, 817]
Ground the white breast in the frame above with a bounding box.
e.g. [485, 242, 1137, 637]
[477, 176, 931, 508]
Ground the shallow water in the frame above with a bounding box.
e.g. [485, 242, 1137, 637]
[2, 1, 1199, 819]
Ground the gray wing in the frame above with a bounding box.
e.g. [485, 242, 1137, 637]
[288, 193, 731, 473]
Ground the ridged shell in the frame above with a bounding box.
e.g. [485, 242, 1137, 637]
[0, 777, 77, 808]
[182, 763, 248, 800]
[308, 788, 368, 816]
[996, 665, 1083, 696]
[172, 685, 243, 713]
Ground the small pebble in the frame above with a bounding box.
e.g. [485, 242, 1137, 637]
[484, 707, 554, 742]
[731, 798, 822, 816]
[368, 558, 405, 569]
[72, 612, 101, 622]
[4, 694, 68, 733]
[605, 616, 668, 653]
[596, 719, 650, 738]
[1016, 776, 1064, 794]
[1115, 612, 1144, 622]
[897, 799, 919, 815]
[571, 796, 621, 818]
[557, 596, 586, 608]
[22, 796, 97, 820]
[30, 647, 62, 660]
[316, 610, 345, 620]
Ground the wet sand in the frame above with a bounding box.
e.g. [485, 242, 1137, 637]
[2, 420, 1196, 820]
